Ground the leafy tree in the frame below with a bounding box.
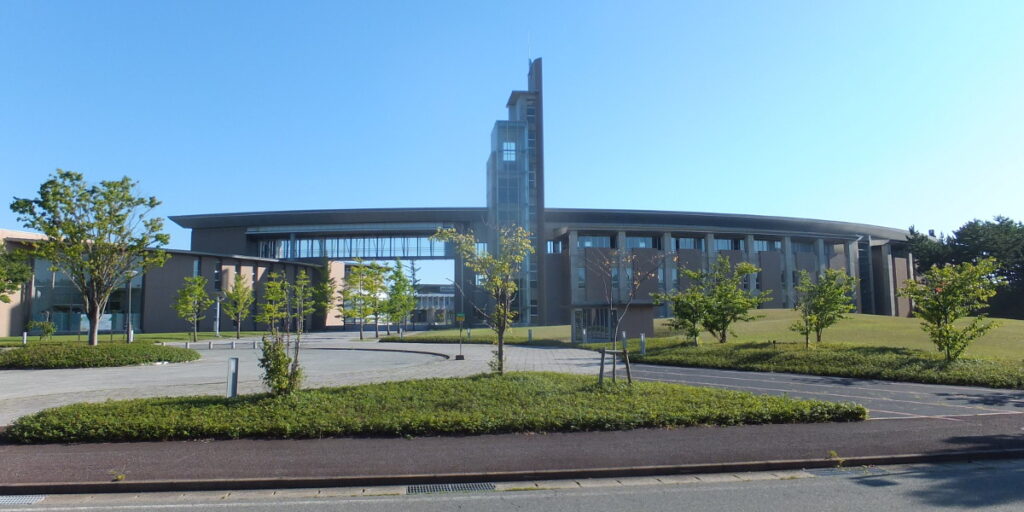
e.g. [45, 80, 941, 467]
[173, 276, 213, 343]
[432, 225, 533, 374]
[221, 273, 254, 339]
[688, 255, 770, 343]
[790, 269, 859, 348]
[363, 262, 388, 338]
[11, 170, 169, 345]
[899, 257, 1005, 362]
[653, 287, 706, 346]
[0, 246, 32, 304]
[908, 217, 1024, 318]
[340, 259, 378, 340]
[384, 259, 416, 336]
[256, 272, 294, 395]
[312, 274, 337, 329]
[287, 269, 314, 391]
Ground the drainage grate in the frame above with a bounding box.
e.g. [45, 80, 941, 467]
[407, 483, 496, 494]
[807, 466, 888, 477]
[0, 496, 45, 505]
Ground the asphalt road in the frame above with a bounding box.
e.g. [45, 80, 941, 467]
[631, 363, 1024, 419]
[8, 460, 1024, 511]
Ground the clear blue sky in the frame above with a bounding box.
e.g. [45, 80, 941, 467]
[3, 0, 1022, 253]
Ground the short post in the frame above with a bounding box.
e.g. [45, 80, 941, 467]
[528, 329, 533, 342]
[22, 332, 27, 346]
[640, 333, 646, 355]
[582, 328, 587, 343]
[185, 341, 190, 349]
[252, 340, 257, 349]
[208, 341, 213, 350]
[598, 348, 606, 385]
[231, 340, 236, 349]
[128, 329, 134, 343]
[467, 329, 471, 340]
[226, 357, 239, 398]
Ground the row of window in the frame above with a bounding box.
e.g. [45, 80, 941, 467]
[258, 236, 449, 260]
[567, 236, 824, 253]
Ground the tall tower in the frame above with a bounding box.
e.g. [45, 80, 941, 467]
[486, 58, 545, 325]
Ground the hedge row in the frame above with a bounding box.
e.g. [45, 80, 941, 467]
[0, 343, 201, 369]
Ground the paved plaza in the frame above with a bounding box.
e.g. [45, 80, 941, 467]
[2, 331, 1023, 425]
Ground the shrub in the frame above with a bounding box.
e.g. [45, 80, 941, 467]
[4, 372, 865, 443]
[0, 343, 200, 369]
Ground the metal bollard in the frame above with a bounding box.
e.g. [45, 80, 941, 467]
[22, 332, 27, 346]
[226, 357, 239, 398]
[231, 341, 236, 349]
[582, 328, 587, 343]
[208, 341, 213, 350]
[252, 340, 257, 349]
[128, 329, 134, 343]
[528, 329, 533, 342]
[185, 341, 190, 349]
[640, 333, 646, 355]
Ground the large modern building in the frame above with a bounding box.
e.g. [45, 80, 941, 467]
[1, 59, 914, 338]
[170, 59, 915, 340]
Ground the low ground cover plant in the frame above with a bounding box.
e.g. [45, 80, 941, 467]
[620, 340, 1024, 389]
[0, 343, 199, 369]
[5, 372, 865, 443]
[379, 334, 566, 346]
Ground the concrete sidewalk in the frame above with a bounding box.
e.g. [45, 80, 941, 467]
[2, 412, 1023, 494]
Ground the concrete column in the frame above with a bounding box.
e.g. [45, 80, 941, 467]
[705, 233, 716, 270]
[782, 236, 795, 308]
[662, 232, 674, 293]
[568, 230, 580, 304]
[288, 233, 297, 259]
[846, 240, 861, 312]
[745, 234, 756, 291]
[879, 243, 896, 316]
[615, 231, 628, 302]
[815, 238, 827, 275]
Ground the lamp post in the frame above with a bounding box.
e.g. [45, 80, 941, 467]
[214, 291, 227, 337]
[125, 270, 138, 343]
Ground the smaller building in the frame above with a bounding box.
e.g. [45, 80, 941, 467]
[0, 230, 334, 337]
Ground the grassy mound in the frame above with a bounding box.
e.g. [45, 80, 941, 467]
[5, 372, 866, 443]
[0, 343, 200, 369]
[614, 340, 1024, 389]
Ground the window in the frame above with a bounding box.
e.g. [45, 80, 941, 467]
[578, 236, 612, 248]
[192, 258, 201, 277]
[754, 239, 781, 252]
[503, 142, 516, 161]
[577, 267, 586, 289]
[714, 238, 744, 251]
[675, 237, 704, 251]
[213, 259, 223, 290]
[626, 236, 658, 249]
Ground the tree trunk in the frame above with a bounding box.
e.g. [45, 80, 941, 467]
[805, 332, 810, 349]
[87, 306, 101, 346]
[192, 320, 198, 343]
[815, 330, 822, 343]
[496, 330, 505, 374]
[374, 317, 379, 338]
[359, 318, 364, 340]
[236, 318, 241, 339]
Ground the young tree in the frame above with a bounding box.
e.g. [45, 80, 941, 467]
[584, 249, 665, 342]
[340, 260, 374, 340]
[899, 257, 1005, 362]
[221, 273, 255, 339]
[287, 269, 314, 390]
[790, 269, 859, 348]
[363, 262, 388, 338]
[312, 274, 337, 329]
[173, 276, 213, 343]
[653, 287, 706, 346]
[689, 255, 770, 343]
[0, 246, 32, 304]
[432, 225, 533, 374]
[11, 170, 169, 345]
[384, 259, 416, 336]
[256, 272, 293, 395]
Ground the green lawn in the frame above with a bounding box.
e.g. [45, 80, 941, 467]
[0, 331, 266, 348]
[4, 372, 866, 443]
[403, 310, 1024, 360]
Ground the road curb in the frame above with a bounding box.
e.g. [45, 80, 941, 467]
[4, 448, 1023, 495]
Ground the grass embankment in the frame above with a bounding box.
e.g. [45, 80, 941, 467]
[402, 310, 1024, 360]
[581, 339, 1024, 389]
[0, 343, 200, 369]
[5, 372, 866, 444]
[0, 331, 266, 348]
